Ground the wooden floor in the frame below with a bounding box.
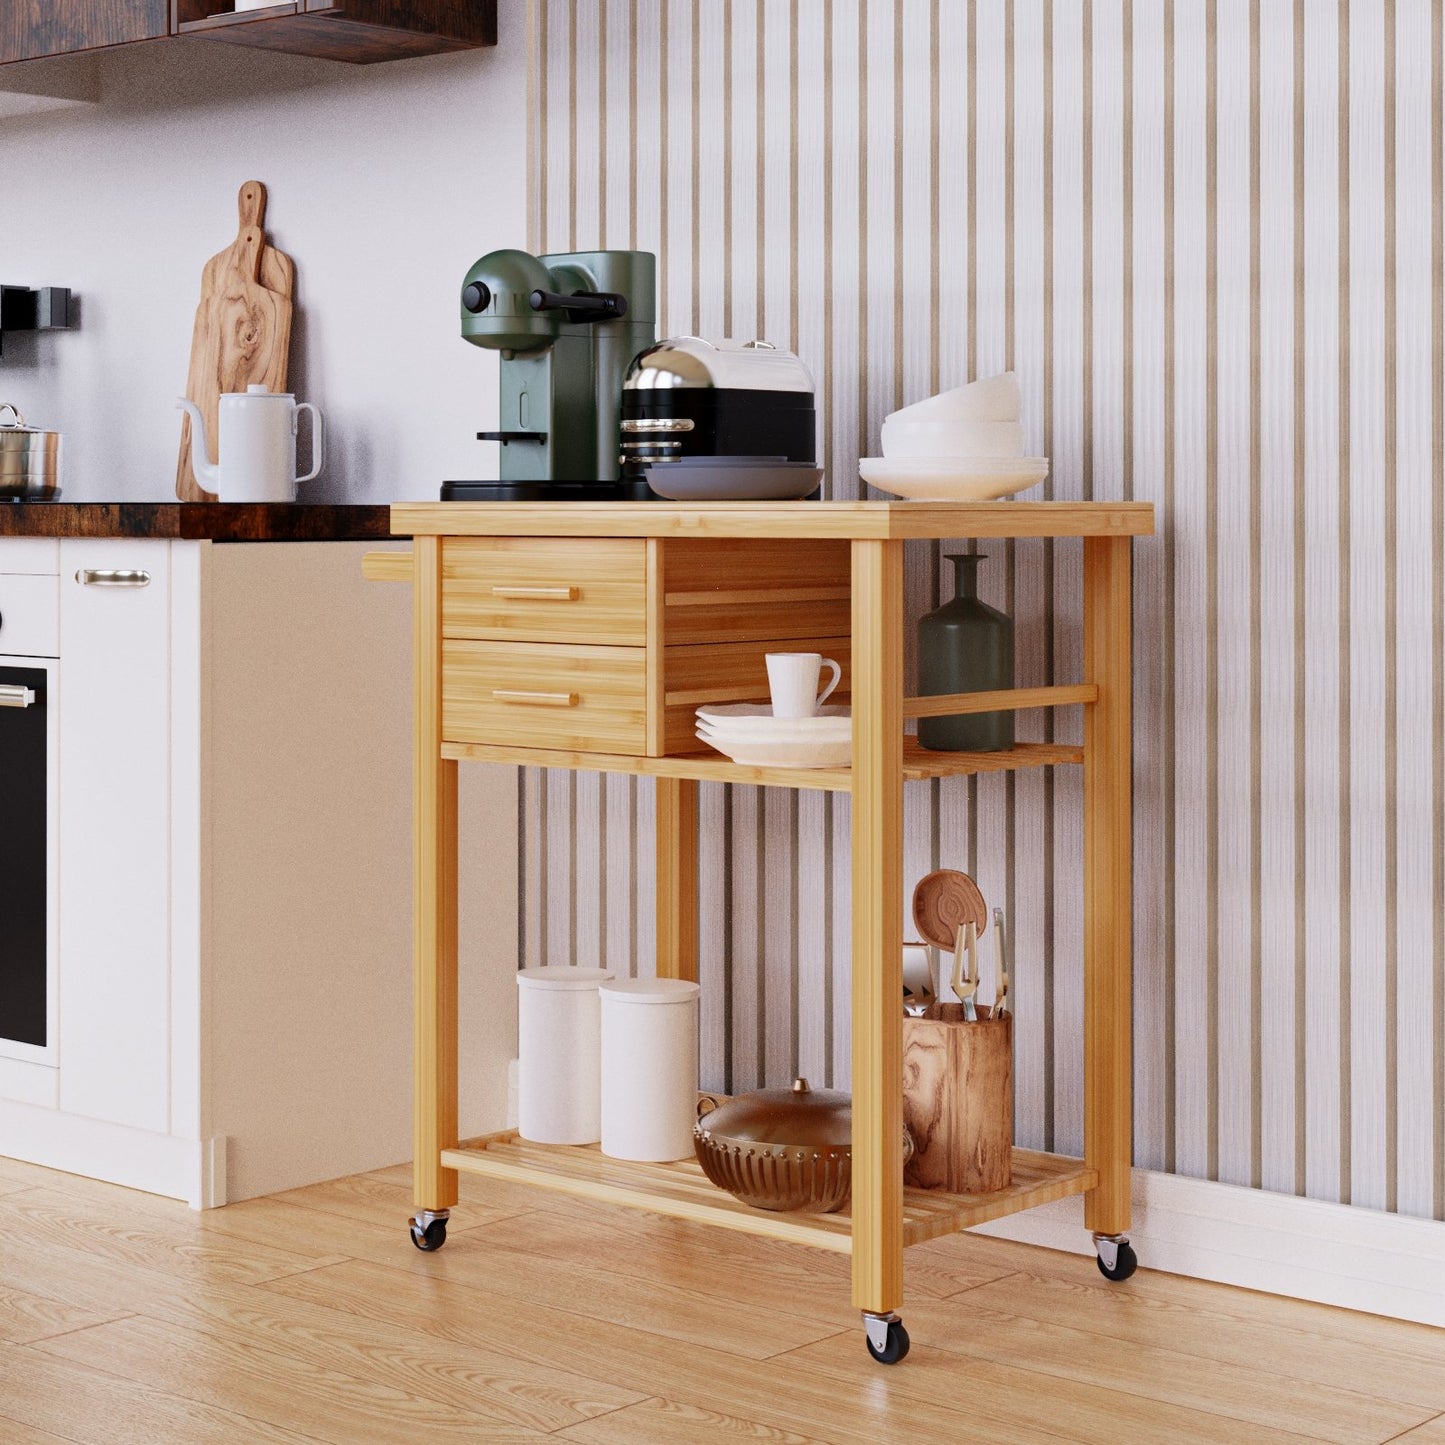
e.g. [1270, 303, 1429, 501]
[1, 1156, 1444, 1444]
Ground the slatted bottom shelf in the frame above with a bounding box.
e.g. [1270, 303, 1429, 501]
[440, 1137, 1096, 1252]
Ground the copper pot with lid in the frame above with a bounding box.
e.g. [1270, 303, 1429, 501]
[0, 403, 60, 500]
[693, 1077, 913, 1214]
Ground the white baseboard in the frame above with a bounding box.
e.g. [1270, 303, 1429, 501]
[0, 1097, 219, 1209]
[974, 1167, 1445, 1329]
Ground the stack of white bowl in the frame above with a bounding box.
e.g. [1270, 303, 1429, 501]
[695, 703, 851, 769]
[880, 371, 1025, 459]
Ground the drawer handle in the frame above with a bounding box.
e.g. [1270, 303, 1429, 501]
[491, 689, 579, 708]
[75, 568, 151, 588]
[0, 683, 35, 709]
[490, 585, 580, 601]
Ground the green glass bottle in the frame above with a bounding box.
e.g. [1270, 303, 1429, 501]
[917, 553, 1015, 752]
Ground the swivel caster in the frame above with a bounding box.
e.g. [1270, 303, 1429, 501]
[863, 1311, 910, 1365]
[1093, 1232, 1137, 1281]
[409, 1210, 450, 1252]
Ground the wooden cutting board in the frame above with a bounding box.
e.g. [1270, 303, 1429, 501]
[176, 181, 295, 502]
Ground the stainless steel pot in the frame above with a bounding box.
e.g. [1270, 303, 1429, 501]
[0, 404, 60, 500]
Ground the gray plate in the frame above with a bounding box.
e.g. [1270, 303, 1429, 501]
[644, 462, 824, 501]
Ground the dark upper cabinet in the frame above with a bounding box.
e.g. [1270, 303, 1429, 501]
[0, 1, 170, 65]
[171, 1, 497, 64]
[0, 2, 496, 69]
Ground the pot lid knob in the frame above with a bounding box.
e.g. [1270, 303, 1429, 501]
[0, 402, 24, 427]
[791, 1078, 811, 1094]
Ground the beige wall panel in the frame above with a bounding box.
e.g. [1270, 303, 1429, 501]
[521, 0, 1445, 1227]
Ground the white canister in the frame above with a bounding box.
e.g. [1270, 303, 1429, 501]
[516, 966, 613, 1144]
[599, 977, 701, 1161]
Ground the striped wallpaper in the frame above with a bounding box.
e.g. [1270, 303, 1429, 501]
[517, 0, 1445, 1223]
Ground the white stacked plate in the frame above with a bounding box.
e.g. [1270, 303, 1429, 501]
[695, 703, 851, 768]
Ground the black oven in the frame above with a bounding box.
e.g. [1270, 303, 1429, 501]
[0, 664, 47, 1048]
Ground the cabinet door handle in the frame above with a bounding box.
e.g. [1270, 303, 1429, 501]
[490, 585, 580, 601]
[490, 689, 579, 708]
[0, 684, 35, 709]
[75, 569, 151, 588]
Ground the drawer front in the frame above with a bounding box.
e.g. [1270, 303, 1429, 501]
[0, 540, 59, 575]
[443, 537, 647, 646]
[443, 639, 647, 756]
[0, 574, 59, 657]
[662, 537, 851, 645]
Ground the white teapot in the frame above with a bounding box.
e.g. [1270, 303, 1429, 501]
[177, 385, 323, 502]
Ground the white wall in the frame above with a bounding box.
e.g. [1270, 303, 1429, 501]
[0, 32, 528, 501]
[0, 31, 532, 1171]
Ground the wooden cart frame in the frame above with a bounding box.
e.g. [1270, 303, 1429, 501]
[374, 498, 1154, 1363]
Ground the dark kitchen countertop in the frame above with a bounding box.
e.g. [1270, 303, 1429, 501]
[0, 503, 399, 541]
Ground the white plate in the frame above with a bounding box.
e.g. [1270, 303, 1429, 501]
[858, 456, 1049, 501]
[696, 723, 852, 746]
[696, 730, 852, 769]
[696, 703, 850, 733]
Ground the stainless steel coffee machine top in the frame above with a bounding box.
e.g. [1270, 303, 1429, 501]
[619, 337, 816, 480]
[456, 248, 655, 494]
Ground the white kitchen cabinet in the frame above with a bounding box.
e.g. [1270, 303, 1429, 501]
[0, 536, 470, 1206]
[58, 540, 172, 1134]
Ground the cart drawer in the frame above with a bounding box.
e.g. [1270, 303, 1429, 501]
[443, 639, 647, 755]
[442, 537, 647, 646]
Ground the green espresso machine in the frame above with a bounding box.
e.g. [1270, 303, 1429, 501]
[449, 248, 656, 499]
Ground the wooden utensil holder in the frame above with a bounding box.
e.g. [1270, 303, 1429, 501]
[902, 1003, 1012, 1194]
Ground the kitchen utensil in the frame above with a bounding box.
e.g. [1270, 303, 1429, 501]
[951, 921, 979, 1021]
[177, 385, 324, 502]
[902, 942, 936, 1016]
[993, 907, 1010, 1017]
[880, 418, 1025, 459]
[0, 404, 60, 500]
[885, 371, 1021, 425]
[177, 181, 295, 502]
[642, 459, 823, 500]
[766, 652, 841, 719]
[858, 456, 1049, 501]
[694, 1078, 913, 1212]
[621, 336, 817, 482]
[912, 869, 988, 958]
[461, 248, 656, 489]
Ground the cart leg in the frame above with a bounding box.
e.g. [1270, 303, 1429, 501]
[1082, 536, 1133, 1249]
[655, 777, 699, 983]
[850, 539, 905, 1346]
[411, 537, 459, 1235]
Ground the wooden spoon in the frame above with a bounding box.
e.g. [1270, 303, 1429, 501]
[911, 869, 988, 954]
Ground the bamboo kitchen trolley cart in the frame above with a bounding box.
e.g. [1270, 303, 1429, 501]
[368, 498, 1154, 1365]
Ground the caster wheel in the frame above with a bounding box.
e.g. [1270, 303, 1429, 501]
[410, 1218, 447, 1252]
[1096, 1239, 1137, 1281]
[864, 1318, 910, 1365]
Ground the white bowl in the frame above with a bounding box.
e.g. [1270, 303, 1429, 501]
[884, 372, 1021, 425]
[858, 456, 1049, 501]
[880, 418, 1025, 460]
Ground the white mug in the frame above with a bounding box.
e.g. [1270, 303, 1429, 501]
[766, 652, 841, 719]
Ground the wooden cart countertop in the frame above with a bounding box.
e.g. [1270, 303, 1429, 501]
[391, 499, 1156, 541]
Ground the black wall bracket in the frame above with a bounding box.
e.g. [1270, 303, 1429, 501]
[0, 287, 73, 357]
